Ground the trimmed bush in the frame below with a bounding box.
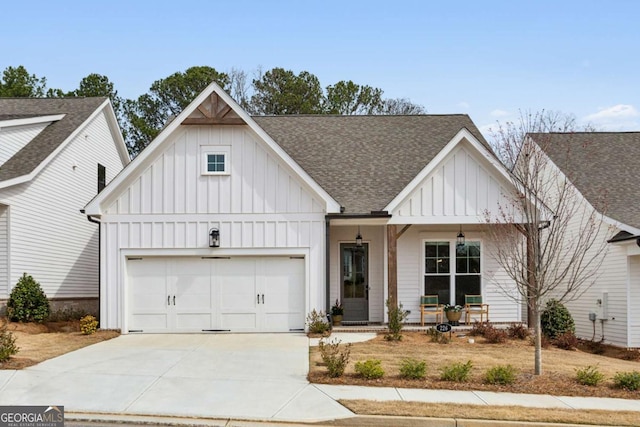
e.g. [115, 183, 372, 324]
[399, 358, 427, 379]
[554, 331, 579, 350]
[440, 361, 472, 382]
[613, 371, 640, 391]
[575, 365, 605, 386]
[80, 315, 98, 335]
[306, 309, 330, 334]
[468, 321, 490, 337]
[484, 327, 508, 344]
[385, 300, 409, 341]
[7, 273, 50, 323]
[354, 359, 385, 379]
[485, 365, 517, 385]
[541, 299, 575, 339]
[0, 324, 18, 362]
[426, 327, 450, 344]
[318, 338, 351, 378]
[622, 350, 640, 361]
[507, 323, 530, 340]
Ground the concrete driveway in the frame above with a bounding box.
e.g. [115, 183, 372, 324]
[0, 334, 352, 422]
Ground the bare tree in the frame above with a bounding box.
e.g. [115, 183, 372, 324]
[485, 111, 608, 375]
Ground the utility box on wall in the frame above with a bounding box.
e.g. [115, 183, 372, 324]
[596, 291, 609, 320]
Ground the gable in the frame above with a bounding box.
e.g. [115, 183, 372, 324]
[392, 140, 515, 224]
[0, 121, 51, 167]
[105, 125, 325, 215]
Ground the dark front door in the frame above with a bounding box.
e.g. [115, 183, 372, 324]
[341, 243, 369, 322]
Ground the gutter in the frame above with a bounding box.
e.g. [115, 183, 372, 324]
[81, 209, 102, 326]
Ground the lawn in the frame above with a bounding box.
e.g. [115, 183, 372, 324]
[309, 331, 640, 400]
[1, 320, 119, 369]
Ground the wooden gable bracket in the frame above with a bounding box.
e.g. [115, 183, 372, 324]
[182, 92, 246, 125]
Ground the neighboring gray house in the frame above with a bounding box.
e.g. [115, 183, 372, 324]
[530, 132, 640, 348]
[85, 83, 525, 334]
[0, 98, 129, 314]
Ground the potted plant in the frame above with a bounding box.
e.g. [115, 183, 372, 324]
[331, 299, 344, 326]
[444, 304, 463, 325]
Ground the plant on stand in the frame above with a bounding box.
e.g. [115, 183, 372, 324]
[444, 304, 463, 326]
[331, 299, 344, 326]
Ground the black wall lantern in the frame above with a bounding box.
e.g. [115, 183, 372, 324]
[456, 226, 465, 249]
[355, 225, 363, 247]
[209, 228, 220, 247]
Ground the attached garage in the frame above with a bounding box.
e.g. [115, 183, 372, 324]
[127, 256, 305, 333]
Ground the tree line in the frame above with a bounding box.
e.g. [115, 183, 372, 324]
[0, 65, 425, 157]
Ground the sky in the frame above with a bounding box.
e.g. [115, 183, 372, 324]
[1, 0, 639, 136]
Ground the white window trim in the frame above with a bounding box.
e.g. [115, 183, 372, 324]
[421, 239, 483, 306]
[201, 145, 231, 175]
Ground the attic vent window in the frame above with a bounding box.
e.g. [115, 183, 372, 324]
[201, 146, 230, 175]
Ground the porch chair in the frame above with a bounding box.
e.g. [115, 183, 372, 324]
[420, 295, 444, 326]
[464, 294, 489, 324]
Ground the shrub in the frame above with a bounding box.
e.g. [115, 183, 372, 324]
[318, 338, 351, 378]
[399, 358, 427, 379]
[0, 324, 18, 362]
[529, 334, 551, 349]
[507, 323, 530, 340]
[541, 299, 575, 339]
[426, 327, 450, 344]
[306, 309, 330, 335]
[468, 321, 491, 337]
[575, 365, 605, 386]
[48, 307, 89, 322]
[354, 359, 384, 379]
[440, 361, 472, 382]
[484, 327, 508, 344]
[7, 273, 50, 323]
[613, 371, 640, 391]
[385, 299, 409, 341]
[554, 331, 579, 350]
[484, 365, 517, 385]
[622, 349, 640, 361]
[80, 315, 98, 335]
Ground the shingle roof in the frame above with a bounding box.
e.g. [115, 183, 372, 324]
[0, 97, 106, 182]
[253, 115, 489, 214]
[529, 132, 640, 230]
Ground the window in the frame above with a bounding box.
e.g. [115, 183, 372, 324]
[424, 240, 481, 306]
[97, 164, 106, 193]
[201, 146, 231, 175]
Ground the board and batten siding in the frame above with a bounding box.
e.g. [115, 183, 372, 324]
[0, 122, 49, 167]
[395, 143, 512, 222]
[397, 227, 521, 324]
[329, 225, 385, 322]
[0, 110, 124, 299]
[99, 125, 328, 330]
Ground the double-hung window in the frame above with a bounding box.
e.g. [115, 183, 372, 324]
[424, 241, 481, 306]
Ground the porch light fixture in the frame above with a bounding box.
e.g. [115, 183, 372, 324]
[355, 226, 363, 247]
[456, 226, 465, 249]
[209, 228, 220, 248]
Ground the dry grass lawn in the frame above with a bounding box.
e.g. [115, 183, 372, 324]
[1, 320, 119, 369]
[309, 331, 640, 399]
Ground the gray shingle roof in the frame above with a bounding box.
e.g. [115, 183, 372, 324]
[529, 132, 640, 230]
[0, 97, 106, 183]
[253, 115, 489, 214]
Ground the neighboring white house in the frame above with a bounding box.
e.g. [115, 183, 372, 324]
[85, 83, 524, 333]
[0, 98, 130, 314]
[530, 132, 640, 348]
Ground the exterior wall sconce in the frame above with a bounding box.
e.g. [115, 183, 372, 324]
[355, 225, 363, 247]
[209, 228, 220, 247]
[456, 226, 465, 249]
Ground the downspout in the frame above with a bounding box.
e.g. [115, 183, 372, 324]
[81, 209, 101, 327]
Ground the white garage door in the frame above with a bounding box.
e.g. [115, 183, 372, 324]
[127, 256, 305, 333]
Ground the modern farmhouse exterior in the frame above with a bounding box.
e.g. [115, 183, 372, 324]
[530, 132, 640, 348]
[85, 83, 523, 333]
[0, 98, 129, 314]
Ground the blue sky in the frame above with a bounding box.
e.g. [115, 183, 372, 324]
[2, 0, 638, 135]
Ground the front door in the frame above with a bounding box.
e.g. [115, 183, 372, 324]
[341, 243, 369, 322]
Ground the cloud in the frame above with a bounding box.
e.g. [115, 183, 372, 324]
[583, 104, 640, 130]
[490, 109, 510, 117]
[457, 101, 470, 109]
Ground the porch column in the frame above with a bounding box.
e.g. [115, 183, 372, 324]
[387, 224, 397, 307]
